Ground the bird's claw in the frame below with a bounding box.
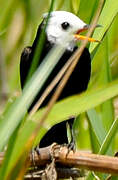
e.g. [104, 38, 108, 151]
[35, 145, 40, 156]
[67, 140, 76, 153]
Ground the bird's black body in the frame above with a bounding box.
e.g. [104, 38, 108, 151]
[20, 19, 91, 148]
[39, 117, 75, 148]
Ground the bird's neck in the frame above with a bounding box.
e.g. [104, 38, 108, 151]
[46, 33, 76, 52]
[32, 21, 76, 53]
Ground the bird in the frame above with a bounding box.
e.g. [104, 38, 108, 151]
[20, 11, 97, 150]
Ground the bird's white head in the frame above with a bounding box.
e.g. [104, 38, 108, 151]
[43, 11, 89, 51]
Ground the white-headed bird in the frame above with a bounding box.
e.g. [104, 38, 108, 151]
[20, 11, 98, 150]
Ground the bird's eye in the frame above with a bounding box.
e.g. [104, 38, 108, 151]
[61, 22, 70, 30]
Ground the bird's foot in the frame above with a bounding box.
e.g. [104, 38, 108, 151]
[34, 145, 40, 156]
[67, 139, 76, 153]
[61, 140, 76, 158]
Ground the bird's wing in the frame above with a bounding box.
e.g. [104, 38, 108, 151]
[20, 46, 32, 89]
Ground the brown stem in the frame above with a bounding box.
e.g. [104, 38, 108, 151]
[1, 145, 118, 175]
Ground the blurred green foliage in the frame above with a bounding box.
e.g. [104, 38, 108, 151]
[0, 0, 118, 179]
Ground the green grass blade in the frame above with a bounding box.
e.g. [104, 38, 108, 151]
[0, 125, 21, 180]
[71, 0, 80, 14]
[73, 114, 91, 149]
[87, 109, 106, 145]
[87, 34, 114, 155]
[0, 0, 16, 31]
[89, 0, 118, 52]
[89, 123, 100, 153]
[2, 79, 118, 178]
[98, 35, 114, 131]
[26, 0, 55, 83]
[59, 0, 73, 12]
[0, 120, 37, 179]
[78, 0, 99, 23]
[30, 79, 118, 148]
[34, 79, 118, 126]
[99, 117, 118, 155]
[0, 44, 66, 151]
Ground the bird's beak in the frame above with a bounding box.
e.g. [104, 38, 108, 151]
[74, 24, 100, 43]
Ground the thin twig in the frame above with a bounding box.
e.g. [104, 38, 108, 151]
[29, 51, 74, 116]
[1, 145, 118, 175]
[29, 0, 104, 139]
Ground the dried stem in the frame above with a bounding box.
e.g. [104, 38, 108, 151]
[1, 145, 118, 175]
[29, 55, 73, 116]
[20, 0, 105, 177]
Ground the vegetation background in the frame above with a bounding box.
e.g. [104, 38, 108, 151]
[0, 0, 118, 179]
